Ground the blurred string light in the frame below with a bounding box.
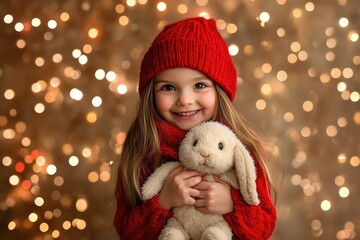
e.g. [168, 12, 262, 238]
[0, 0, 359, 240]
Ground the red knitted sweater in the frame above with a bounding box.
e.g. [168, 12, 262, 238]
[113, 121, 277, 239]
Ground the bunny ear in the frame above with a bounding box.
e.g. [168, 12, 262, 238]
[234, 143, 260, 205]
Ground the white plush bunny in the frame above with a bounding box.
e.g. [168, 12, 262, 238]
[141, 121, 260, 240]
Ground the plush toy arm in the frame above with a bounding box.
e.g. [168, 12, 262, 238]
[141, 161, 181, 200]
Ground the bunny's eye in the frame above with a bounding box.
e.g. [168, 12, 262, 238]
[218, 142, 223, 150]
[193, 140, 198, 147]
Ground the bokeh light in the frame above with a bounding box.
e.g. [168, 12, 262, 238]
[1, 1, 359, 240]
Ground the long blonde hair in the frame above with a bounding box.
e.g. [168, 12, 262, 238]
[116, 80, 280, 207]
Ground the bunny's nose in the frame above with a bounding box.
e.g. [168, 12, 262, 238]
[200, 152, 210, 158]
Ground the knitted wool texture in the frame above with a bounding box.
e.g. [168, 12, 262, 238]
[139, 17, 237, 101]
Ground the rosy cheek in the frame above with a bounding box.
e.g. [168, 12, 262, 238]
[155, 95, 170, 112]
[201, 93, 217, 108]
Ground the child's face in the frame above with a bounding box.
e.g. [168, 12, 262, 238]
[154, 68, 217, 131]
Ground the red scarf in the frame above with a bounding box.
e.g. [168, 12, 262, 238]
[155, 120, 187, 160]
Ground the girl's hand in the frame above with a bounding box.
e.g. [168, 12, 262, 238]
[194, 175, 234, 215]
[158, 166, 202, 210]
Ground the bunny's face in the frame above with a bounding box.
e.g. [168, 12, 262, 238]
[178, 122, 239, 175]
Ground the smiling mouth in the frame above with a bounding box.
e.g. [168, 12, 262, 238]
[175, 110, 199, 116]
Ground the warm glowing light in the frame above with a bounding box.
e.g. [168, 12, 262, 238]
[157, 2, 167, 11]
[78, 55, 88, 65]
[35, 197, 44, 207]
[46, 164, 57, 175]
[338, 153, 347, 164]
[2, 156, 12, 166]
[76, 198, 88, 212]
[63, 221, 71, 230]
[228, 44, 239, 56]
[52, 230, 60, 238]
[86, 112, 97, 123]
[292, 8, 303, 18]
[9, 175, 20, 185]
[36, 156, 46, 166]
[339, 187, 349, 198]
[305, 2, 315, 11]
[52, 53, 63, 63]
[177, 4, 188, 14]
[70, 88, 83, 101]
[350, 91, 359, 102]
[60, 12, 70, 22]
[106, 71, 117, 81]
[39, 222, 49, 232]
[261, 84, 272, 96]
[337, 82, 347, 92]
[31, 18, 41, 27]
[16, 39, 26, 49]
[339, 17, 349, 27]
[92, 96, 102, 107]
[29, 213, 38, 223]
[3, 129, 16, 139]
[350, 156, 360, 167]
[277, 28, 286, 37]
[126, 0, 136, 7]
[303, 101, 314, 112]
[69, 156, 79, 166]
[256, 99, 267, 110]
[226, 23, 237, 34]
[4, 14, 13, 24]
[14, 22, 24, 32]
[34, 103, 45, 113]
[284, 112, 294, 122]
[0, 1, 358, 239]
[326, 125, 337, 137]
[88, 28, 99, 38]
[88, 172, 99, 183]
[115, 4, 125, 13]
[259, 12, 270, 23]
[100, 170, 111, 182]
[47, 20, 57, 29]
[277, 70, 288, 82]
[119, 16, 129, 26]
[95, 69, 106, 80]
[82, 148, 91, 158]
[348, 31, 359, 42]
[320, 200, 331, 211]
[4, 89, 15, 100]
[8, 221, 16, 230]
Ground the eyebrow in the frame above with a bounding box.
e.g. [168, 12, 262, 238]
[155, 76, 211, 83]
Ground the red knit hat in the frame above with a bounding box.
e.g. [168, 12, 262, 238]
[139, 17, 237, 101]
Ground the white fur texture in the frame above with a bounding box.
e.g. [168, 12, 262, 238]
[141, 121, 260, 240]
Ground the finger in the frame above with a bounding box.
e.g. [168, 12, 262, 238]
[189, 189, 201, 198]
[194, 198, 206, 208]
[168, 166, 184, 178]
[183, 196, 196, 206]
[194, 181, 211, 190]
[214, 175, 227, 185]
[177, 169, 203, 180]
[195, 206, 211, 214]
[184, 176, 202, 187]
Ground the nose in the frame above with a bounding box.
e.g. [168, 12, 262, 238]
[177, 90, 194, 106]
[200, 152, 210, 158]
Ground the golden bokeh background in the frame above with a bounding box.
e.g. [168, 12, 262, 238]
[0, 0, 359, 239]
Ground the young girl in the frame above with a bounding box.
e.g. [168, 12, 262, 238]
[114, 17, 277, 239]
